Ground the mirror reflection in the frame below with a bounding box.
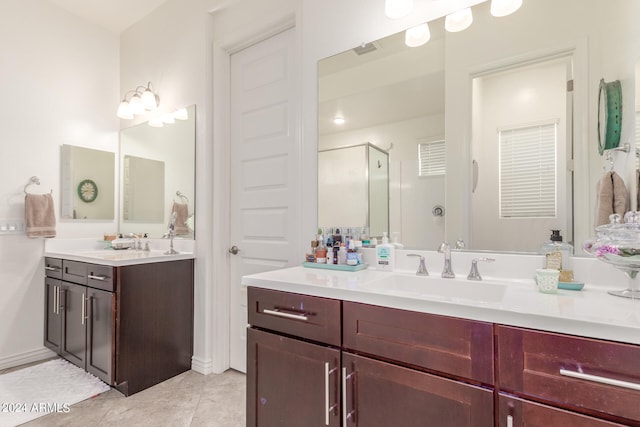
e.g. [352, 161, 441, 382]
[60, 144, 115, 220]
[318, 0, 640, 253]
[119, 104, 196, 238]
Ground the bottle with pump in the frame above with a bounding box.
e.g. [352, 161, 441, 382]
[540, 230, 574, 282]
[375, 232, 395, 271]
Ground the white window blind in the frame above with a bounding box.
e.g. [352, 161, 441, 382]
[418, 140, 445, 177]
[499, 122, 557, 218]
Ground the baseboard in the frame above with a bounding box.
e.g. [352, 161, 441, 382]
[191, 356, 215, 375]
[0, 347, 57, 371]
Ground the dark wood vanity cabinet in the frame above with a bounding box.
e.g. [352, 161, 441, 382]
[247, 287, 494, 427]
[44, 257, 194, 396]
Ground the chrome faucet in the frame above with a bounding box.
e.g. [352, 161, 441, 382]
[407, 254, 428, 276]
[467, 257, 495, 281]
[164, 212, 179, 255]
[437, 242, 455, 278]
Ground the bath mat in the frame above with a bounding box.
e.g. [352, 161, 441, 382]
[0, 358, 110, 427]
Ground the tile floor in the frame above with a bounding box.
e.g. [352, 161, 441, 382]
[4, 360, 246, 427]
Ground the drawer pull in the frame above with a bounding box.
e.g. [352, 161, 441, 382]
[45, 266, 60, 271]
[325, 362, 338, 426]
[88, 274, 108, 281]
[560, 368, 640, 391]
[506, 415, 513, 427]
[262, 308, 308, 321]
[342, 368, 355, 425]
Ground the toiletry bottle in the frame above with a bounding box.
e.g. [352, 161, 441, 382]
[316, 236, 327, 264]
[346, 240, 358, 266]
[540, 230, 574, 282]
[375, 232, 395, 271]
[338, 243, 347, 265]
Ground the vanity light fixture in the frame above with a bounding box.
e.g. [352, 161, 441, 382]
[148, 115, 164, 128]
[385, 0, 413, 19]
[445, 7, 473, 32]
[116, 81, 160, 119]
[334, 116, 345, 125]
[174, 107, 189, 120]
[405, 23, 430, 47]
[490, 0, 523, 17]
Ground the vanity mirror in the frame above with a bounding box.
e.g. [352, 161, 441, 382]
[318, 0, 640, 253]
[119, 104, 196, 238]
[60, 145, 115, 220]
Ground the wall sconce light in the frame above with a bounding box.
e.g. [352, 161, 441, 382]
[490, 0, 523, 17]
[405, 23, 430, 47]
[117, 81, 160, 119]
[385, 0, 413, 19]
[445, 8, 473, 32]
[333, 116, 345, 125]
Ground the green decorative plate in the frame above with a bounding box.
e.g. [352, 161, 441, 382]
[597, 78, 622, 155]
[77, 179, 98, 203]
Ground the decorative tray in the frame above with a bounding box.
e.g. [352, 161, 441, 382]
[302, 262, 368, 272]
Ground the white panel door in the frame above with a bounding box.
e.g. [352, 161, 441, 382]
[229, 28, 299, 372]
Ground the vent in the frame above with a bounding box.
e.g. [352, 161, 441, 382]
[353, 42, 377, 55]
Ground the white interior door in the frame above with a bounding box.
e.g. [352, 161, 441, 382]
[228, 28, 299, 372]
[471, 56, 572, 252]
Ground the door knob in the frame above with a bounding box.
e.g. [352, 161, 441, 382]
[228, 245, 240, 255]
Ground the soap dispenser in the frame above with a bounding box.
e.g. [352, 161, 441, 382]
[540, 230, 574, 282]
[376, 232, 395, 271]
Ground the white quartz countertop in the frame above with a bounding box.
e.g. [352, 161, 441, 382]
[242, 265, 640, 345]
[44, 238, 195, 267]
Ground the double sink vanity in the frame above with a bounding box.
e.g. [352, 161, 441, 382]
[42, 239, 195, 396]
[243, 250, 640, 426]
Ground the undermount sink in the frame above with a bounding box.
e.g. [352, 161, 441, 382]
[361, 274, 507, 303]
[75, 249, 181, 261]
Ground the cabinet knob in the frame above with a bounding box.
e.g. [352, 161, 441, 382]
[228, 245, 240, 255]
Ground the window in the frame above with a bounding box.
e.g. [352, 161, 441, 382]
[418, 140, 445, 177]
[499, 121, 557, 218]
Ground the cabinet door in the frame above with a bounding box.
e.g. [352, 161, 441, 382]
[44, 278, 62, 353]
[60, 282, 87, 369]
[342, 352, 493, 427]
[247, 328, 340, 427]
[498, 394, 629, 427]
[86, 288, 113, 384]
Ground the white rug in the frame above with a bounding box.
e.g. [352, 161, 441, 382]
[0, 358, 110, 427]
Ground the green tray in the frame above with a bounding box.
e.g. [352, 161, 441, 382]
[302, 262, 368, 272]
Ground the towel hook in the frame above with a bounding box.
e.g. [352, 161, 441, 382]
[603, 142, 630, 172]
[176, 190, 189, 203]
[24, 176, 52, 194]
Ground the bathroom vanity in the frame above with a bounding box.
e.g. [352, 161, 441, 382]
[43, 244, 195, 396]
[244, 265, 640, 426]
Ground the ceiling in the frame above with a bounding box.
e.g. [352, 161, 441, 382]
[45, 0, 171, 33]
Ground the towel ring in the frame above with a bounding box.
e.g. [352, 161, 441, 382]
[24, 176, 52, 194]
[176, 190, 189, 203]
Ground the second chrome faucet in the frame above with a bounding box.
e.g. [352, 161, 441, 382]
[437, 242, 455, 278]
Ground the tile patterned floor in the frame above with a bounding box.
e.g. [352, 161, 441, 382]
[5, 362, 246, 427]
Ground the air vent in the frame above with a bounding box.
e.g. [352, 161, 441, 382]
[353, 42, 377, 55]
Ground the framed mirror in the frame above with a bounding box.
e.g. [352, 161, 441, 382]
[318, 0, 640, 253]
[60, 144, 115, 220]
[119, 104, 196, 238]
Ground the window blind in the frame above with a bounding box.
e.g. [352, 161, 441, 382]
[418, 140, 445, 177]
[499, 122, 557, 218]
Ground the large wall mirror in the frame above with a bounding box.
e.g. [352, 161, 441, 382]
[318, 0, 640, 253]
[119, 104, 196, 238]
[60, 144, 115, 220]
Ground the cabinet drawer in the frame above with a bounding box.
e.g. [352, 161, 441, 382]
[498, 394, 628, 427]
[86, 264, 115, 292]
[45, 257, 62, 279]
[248, 287, 341, 347]
[343, 301, 494, 384]
[63, 260, 88, 285]
[497, 325, 640, 424]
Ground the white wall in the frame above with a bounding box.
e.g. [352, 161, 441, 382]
[0, 0, 119, 368]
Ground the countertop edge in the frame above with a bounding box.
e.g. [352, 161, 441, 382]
[44, 250, 196, 267]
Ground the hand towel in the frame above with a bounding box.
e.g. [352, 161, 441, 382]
[171, 202, 189, 235]
[25, 193, 56, 238]
[594, 171, 628, 227]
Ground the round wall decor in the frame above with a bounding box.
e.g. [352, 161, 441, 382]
[597, 78, 622, 155]
[77, 179, 98, 203]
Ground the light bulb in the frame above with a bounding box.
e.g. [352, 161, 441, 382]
[490, 0, 522, 17]
[148, 116, 164, 127]
[405, 23, 430, 47]
[445, 8, 473, 32]
[334, 116, 345, 125]
[385, 0, 413, 19]
[116, 101, 133, 119]
[129, 94, 144, 115]
[141, 88, 158, 110]
[162, 113, 175, 124]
